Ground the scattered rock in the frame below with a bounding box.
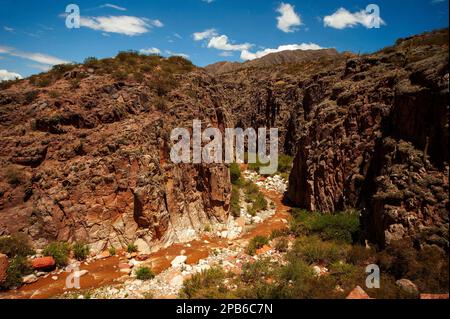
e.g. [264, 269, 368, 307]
[32, 257, 56, 271]
[346, 286, 371, 299]
[396, 279, 419, 297]
[22, 274, 38, 284]
[171, 255, 187, 268]
[134, 239, 151, 255]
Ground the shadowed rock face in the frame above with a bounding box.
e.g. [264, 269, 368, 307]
[214, 29, 449, 249]
[0, 65, 231, 253]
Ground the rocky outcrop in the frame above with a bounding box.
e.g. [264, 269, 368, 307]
[214, 29, 449, 249]
[0, 60, 231, 253]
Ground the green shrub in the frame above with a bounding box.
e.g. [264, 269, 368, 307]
[72, 242, 90, 261]
[112, 70, 128, 81]
[0, 234, 34, 258]
[241, 258, 271, 283]
[242, 180, 267, 216]
[277, 154, 294, 174]
[274, 237, 289, 252]
[377, 240, 449, 293]
[135, 267, 155, 280]
[290, 236, 348, 265]
[230, 185, 240, 218]
[24, 90, 40, 104]
[43, 242, 70, 267]
[230, 163, 241, 185]
[108, 246, 117, 256]
[247, 153, 293, 175]
[346, 245, 374, 265]
[246, 236, 269, 255]
[127, 243, 138, 253]
[0, 255, 33, 290]
[290, 209, 360, 244]
[180, 267, 228, 299]
[0, 78, 20, 90]
[270, 228, 290, 239]
[84, 57, 98, 68]
[5, 166, 24, 186]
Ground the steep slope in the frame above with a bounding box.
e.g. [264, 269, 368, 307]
[215, 29, 449, 248]
[0, 54, 231, 253]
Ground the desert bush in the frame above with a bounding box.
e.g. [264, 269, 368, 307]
[0, 233, 34, 258]
[83, 57, 98, 68]
[127, 243, 138, 253]
[270, 228, 290, 239]
[5, 166, 24, 186]
[112, 70, 128, 81]
[180, 267, 229, 299]
[346, 245, 375, 265]
[230, 185, 241, 217]
[0, 255, 33, 290]
[246, 235, 269, 255]
[72, 242, 90, 261]
[242, 180, 267, 215]
[229, 163, 241, 185]
[108, 246, 117, 256]
[48, 90, 61, 98]
[43, 242, 70, 267]
[290, 208, 360, 244]
[24, 90, 39, 104]
[241, 258, 272, 283]
[290, 236, 348, 265]
[377, 240, 449, 293]
[135, 267, 155, 280]
[277, 154, 294, 174]
[0, 78, 21, 90]
[274, 237, 289, 252]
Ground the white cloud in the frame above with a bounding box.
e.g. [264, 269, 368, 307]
[101, 3, 127, 11]
[29, 64, 52, 72]
[276, 3, 302, 33]
[202, 0, 214, 3]
[0, 46, 12, 54]
[0, 45, 69, 65]
[219, 51, 233, 57]
[4, 26, 14, 32]
[140, 47, 161, 55]
[323, 7, 386, 29]
[207, 35, 252, 51]
[0, 69, 22, 81]
[80, 15, 162, 36]
[150, 19, 164, 28]
[174, 33, 182, 39]
[10, 51, 69, 65]
[193, 28, 218, 41]
[165, 50, 189, 58]
[240, 43, 324, 61]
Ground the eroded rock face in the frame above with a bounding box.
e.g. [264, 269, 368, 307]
[216, 29, 449, 249]
[0, 253, 8, 284]
[0, 69, 231, 253]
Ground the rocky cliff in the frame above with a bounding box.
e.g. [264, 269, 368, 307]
[214, 29, 449, 249]
[0, 55, 231, 253]
[0, 29, 448, 253]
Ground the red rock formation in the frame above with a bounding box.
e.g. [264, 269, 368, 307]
[346, 286, 372, 299]
[0, 253, 8, 284]
[31, 256, 55, 270]
[216, 28, 449, 249]
[0, 56, 231, 253]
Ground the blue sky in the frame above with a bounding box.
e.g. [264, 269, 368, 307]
[0, 0, 448, 79]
